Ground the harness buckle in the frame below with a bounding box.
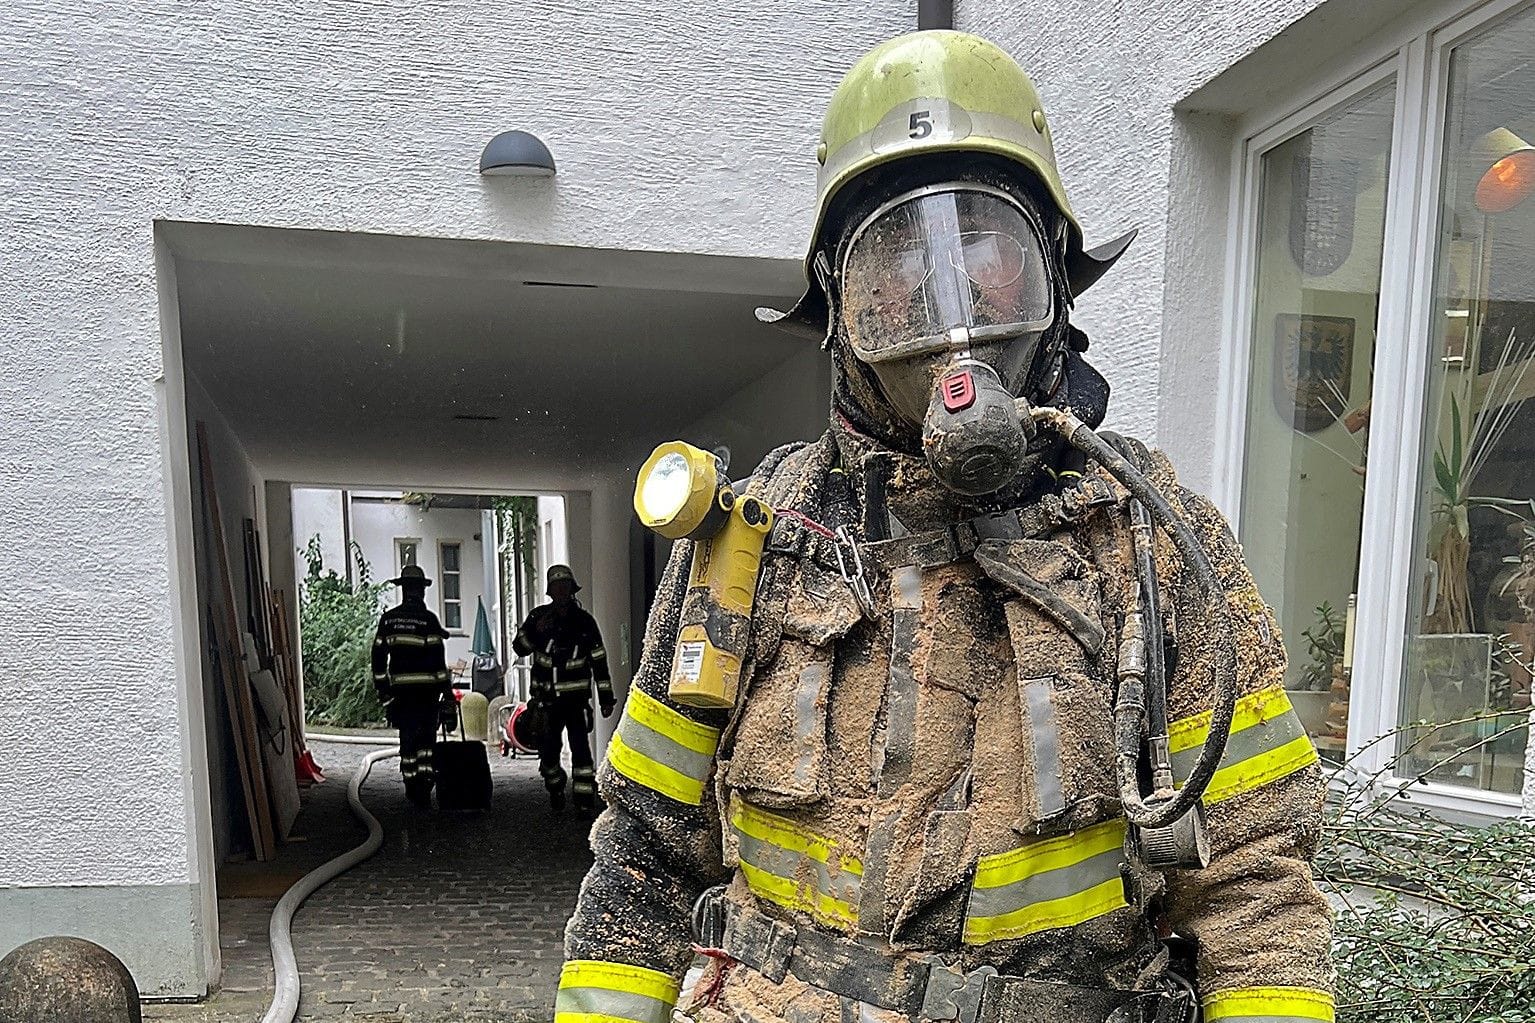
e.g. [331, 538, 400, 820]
[833, 525, 877, 620]
[919, 963, 996, 1023]
[1059, 474, 1118, 522]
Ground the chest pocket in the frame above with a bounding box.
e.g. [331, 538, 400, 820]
[977, 537, 1119, 835]
[723, 555, 862, 809]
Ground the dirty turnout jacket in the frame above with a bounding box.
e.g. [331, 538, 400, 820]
[556, 428, 1334, 1023]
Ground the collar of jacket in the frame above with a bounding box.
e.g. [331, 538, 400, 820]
[829, 414, 1060, 541]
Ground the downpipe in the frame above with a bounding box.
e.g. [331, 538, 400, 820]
[260, 745, 397, 1023]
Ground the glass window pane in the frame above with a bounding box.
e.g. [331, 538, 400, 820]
[442, 544, 460, 572]
[1399, 9, 1535, 794]
[444, 574, 461, 601]
[1240, 80, 1397, 766]
[445, 604, 462, 630]
[399, 541, 417, 567]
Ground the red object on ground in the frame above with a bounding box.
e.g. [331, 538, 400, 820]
[504, 701, 541, 755]
[295, 748, 326, 785]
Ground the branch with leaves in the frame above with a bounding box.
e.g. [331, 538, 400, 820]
[1317, 710, 1535, 1021]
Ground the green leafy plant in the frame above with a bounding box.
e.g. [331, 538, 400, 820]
[298, 535, 388, 727]
[1319, 713, 1535, 1021]
[1299, 601, 1347, 692]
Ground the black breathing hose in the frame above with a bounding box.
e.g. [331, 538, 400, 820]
[1027, 404, 1240, 830]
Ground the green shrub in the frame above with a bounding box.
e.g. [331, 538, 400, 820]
[1320, 717, 1535, 1021]
[298, 536, 388, 727]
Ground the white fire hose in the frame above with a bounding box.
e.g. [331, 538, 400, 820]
[261, 737, 396, 1023]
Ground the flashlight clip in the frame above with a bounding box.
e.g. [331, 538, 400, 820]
[833, 525, 877, 621]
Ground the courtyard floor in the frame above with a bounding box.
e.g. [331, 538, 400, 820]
[145, 737, 595, 1022]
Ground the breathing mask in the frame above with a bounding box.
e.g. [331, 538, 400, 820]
[839, 183, 1061, 496]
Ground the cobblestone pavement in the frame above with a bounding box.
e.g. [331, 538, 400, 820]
[147, 737, 595, 1022]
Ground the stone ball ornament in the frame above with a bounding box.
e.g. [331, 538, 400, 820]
[0, 937, 141, 1023]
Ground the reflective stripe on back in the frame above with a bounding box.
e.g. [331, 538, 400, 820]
[390, 671, 447, 687]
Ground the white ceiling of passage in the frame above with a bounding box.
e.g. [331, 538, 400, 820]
[165, 222, 809, 490]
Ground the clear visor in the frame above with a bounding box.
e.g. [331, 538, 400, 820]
[841, 188, 1054, 364]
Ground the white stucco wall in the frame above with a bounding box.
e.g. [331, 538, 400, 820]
[291, 488, 348, 580]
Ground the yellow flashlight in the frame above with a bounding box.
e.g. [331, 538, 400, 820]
[633, 441, 774, 709]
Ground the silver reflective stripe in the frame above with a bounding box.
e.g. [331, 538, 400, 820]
[1170, 706, 1310, 781]
[735, 830, 861, 907]
[391, 672, 444, 686]
[964, 846, 1122, 918]
[1021, 676, 1065, 818]
[893, 565, 922, 610]
[863, 566, 923, 935]
[590, 647, 608, 661]
[615, 714, 714, 781]
[554, 988, 672, 1023]
[1212, 1017, 1327, 1023]
[788, 663, 831, 790]
[385, 634, 428, 647]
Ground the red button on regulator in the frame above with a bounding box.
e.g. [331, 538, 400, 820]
[940, 370, 976, 412]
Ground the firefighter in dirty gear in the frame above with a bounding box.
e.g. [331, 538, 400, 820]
[556, 30, 1333, 1023]
[513, 564, 615, 810]
[372, 565, 454, 808]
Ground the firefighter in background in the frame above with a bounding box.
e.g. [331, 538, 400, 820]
[514, 564, 615, 810]
[372, 564, 454, 808]
[554, 30, 1334, 1023]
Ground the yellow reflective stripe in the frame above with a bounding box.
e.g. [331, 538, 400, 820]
[739, 861, 858, 928]
[972, 818, 1123, 889]
[730, 799, 863, 875]
[962, 876, 1127, 943]
[1170, 686, 1319, 803]
[555, 960, 679, 1023]
[1201, 735, 1319, 804]
[385, 633, 428, 647]
[1203, 986, 1335, 1022]
[625, 686, 720, 755]
[558, 960, 680, 1003]
[606, 732, 705, 805]
[1168, 686, 1296, 753]
[729, 796, 862, 927]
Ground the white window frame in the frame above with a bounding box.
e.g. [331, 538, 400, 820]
[439, 539, 464, 633]
[1219, 0, 1534, 817]
[395, 537, 421, 574]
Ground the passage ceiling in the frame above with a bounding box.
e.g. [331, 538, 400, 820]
[166, 222, 805, 489]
